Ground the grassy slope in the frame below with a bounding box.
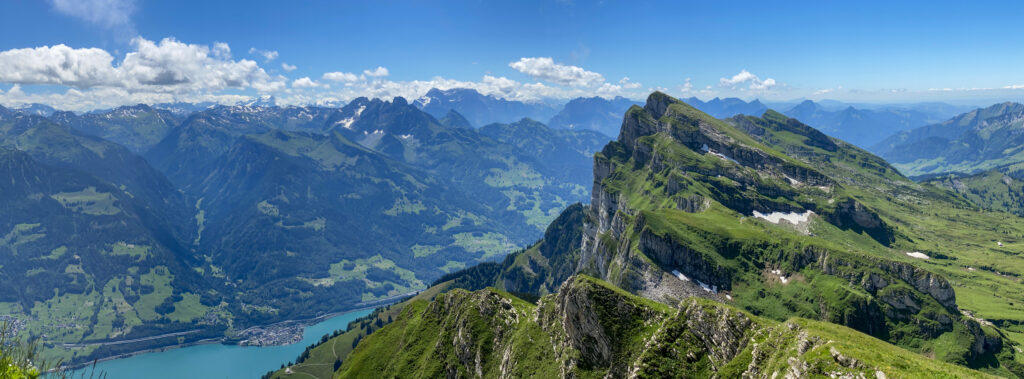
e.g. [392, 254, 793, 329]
[338, 276, 991, 378]
[589, 95, 1023, 375]
[265, 282, 452, 379]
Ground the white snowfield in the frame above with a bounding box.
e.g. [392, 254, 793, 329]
[906, 252, 930, 259]
[671, 269, 690, 282]
[752, 210, 815, 225]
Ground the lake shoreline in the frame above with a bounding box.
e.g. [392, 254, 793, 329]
[63, 292, 413, 372]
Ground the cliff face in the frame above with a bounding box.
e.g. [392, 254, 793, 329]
[577, 92, 1003, 367]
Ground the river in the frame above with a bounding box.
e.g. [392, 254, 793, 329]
[72, 308, 373, 379]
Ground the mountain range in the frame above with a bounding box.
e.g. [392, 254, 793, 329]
[409, 88, 969, 148]
[683, 96, 966, 148]
[0, 98, 607, 365]
[873, 102, 1024, 178]
[269, 92, 1024, 378]
[5, 90, 1024, 376]
[414, 88, 562, 128]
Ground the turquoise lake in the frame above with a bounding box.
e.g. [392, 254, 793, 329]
[72, 308, 372, 379]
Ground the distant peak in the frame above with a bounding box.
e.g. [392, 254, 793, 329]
[439, 109, 473, 129]
[514, 117, 542, 125]
[392, 96, 408, 106]
[762, 109, 787, 119]
[424, 87, 482, 98]
[116, 103, 153, 112]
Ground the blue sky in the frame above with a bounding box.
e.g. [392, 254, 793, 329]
[1, 0, 1023, 110]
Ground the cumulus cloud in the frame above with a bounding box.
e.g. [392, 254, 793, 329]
[0, 84, 250, 111]
[509, 57, 604, 87]
[0, 44, 119, 87]
[291, 77, 323, 88]
[322, 71, 360, 82]
[122, 38, 285, 92]
[363, 66, 389, 77]
[618, 77, 642, 89]
[212, 42, 231, 59]
[273, 66, 620, 106]
[50, 0, 135, 30]
[281, 63, 297, 72]
[679, 78, 694, 93]
[0, 37, 286, 94]
[719, 70, 777, 91]
[248, 48, 279, 62]
[0, 40, 648, 110]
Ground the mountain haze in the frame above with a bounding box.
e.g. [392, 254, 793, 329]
[874, 102, 1024, 177]
[414, 88, 561, 127]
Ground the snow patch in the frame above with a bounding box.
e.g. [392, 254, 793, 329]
[670, 269, 690, 282]
[906, 252, 930, 260]
[334, 105, 365, 129]
[770, 269, 789, 284]
[752, 210, 814, 225]
[696, 280, 718, 293]
[701, 143, 739, 164]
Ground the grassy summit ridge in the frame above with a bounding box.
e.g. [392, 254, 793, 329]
[338, 275, 990, 378]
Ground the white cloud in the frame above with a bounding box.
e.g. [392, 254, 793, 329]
[122, 38, 285, 93]
[0, 37, 286, 95]
[291, 77, 323, 88]
[509, 57, 604, 87]
[212, 42, 231, 59]
[272, 67, 644, 107]
[50, 0, 135, 30]
[719, 69, 777, 91]
[281, 63, 297, 72]
[812, 86, 842, 96]
[363, 66, 389, 77]
[0, 40, 648, 110]
[248, 48, 279, 62]
[719, 70, 756, 86]
[0, 84, 250, 112]
[322, 71, 360, 82]
[0, 44, 119, 87]
[618, 77, 642, 89]
[679, 78, 694, 93]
